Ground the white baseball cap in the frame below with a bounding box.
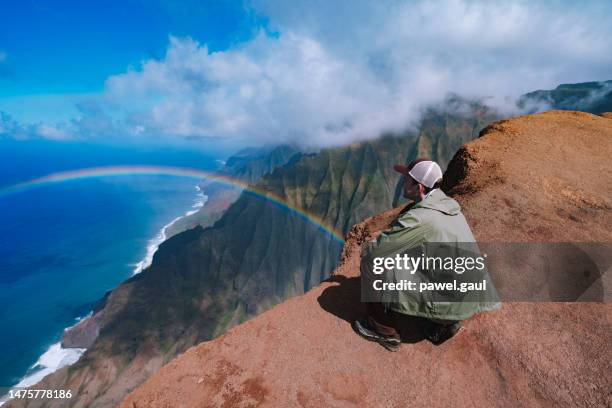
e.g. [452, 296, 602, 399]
[393, 160, 443, 188]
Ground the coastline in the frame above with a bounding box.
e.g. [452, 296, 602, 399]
[0, 184, 208, 406]
[132, 185, 208, 275]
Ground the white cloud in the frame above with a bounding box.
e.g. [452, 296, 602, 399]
[36, 123, 73, 140]
[0, 111, 32, 140]
[104, 33, 400, 145]
[97, 0, 612, 146]
[0, 111, 76, 141]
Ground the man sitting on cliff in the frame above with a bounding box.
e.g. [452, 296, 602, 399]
[353, 159, 500, 351]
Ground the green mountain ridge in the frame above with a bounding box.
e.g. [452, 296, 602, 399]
[520, 80, 612, 114]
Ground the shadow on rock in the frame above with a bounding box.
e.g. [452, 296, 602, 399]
[317, 275, 427, 344]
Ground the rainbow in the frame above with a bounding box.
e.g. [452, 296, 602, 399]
[0, 165, 345, 243]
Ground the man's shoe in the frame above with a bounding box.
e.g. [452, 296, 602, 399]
[424, 321, 462, 345]
[353, 320, 401, 352]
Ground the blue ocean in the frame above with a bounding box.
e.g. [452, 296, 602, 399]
[0, 140, 218, 390]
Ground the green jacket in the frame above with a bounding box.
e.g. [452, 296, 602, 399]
[361, 189, 500, 321]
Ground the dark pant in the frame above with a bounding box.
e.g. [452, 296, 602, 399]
[366, 303, 459, 339]
[366, 303, 401, 339]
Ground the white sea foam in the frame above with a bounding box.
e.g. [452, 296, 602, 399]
[132, 185, 208, 275]
[16, 343, 85, 388]
[185, 185, 207, 216]
[1, 318, 87, 406]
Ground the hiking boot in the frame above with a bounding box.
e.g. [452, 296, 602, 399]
[424, 321, 462, 345]
[353, 320, 401, 352]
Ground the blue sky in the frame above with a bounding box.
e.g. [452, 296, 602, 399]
[1, 0, 611, 147]
[0, 0, 266, 123]
[0, 0, 264, 95]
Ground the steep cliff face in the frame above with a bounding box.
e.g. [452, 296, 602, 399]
[120, 110, 612, 408]
[8, 102, 496, 408]
[411, 98, 496, 170]
[223, 145, 300, 185]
